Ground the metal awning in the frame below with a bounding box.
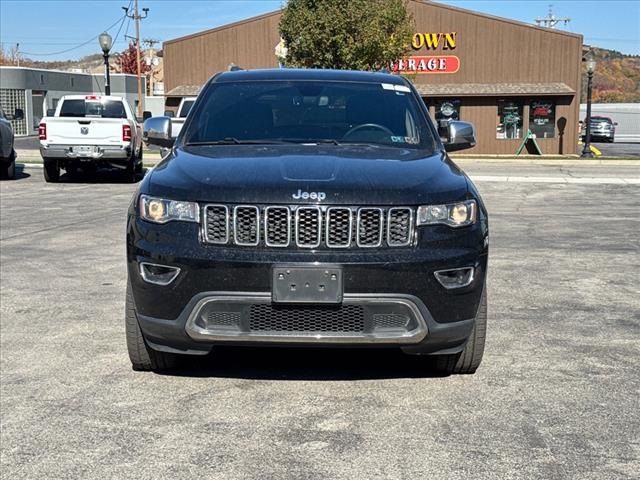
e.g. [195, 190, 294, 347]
[414, 82, 575, 97]
[165, 85, 201, 97]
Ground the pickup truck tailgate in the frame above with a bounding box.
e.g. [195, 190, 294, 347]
[44, 118, 128, 145]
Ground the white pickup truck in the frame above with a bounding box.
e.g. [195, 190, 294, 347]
[170, 96, 197, 138]
[39, 95, 143, 182]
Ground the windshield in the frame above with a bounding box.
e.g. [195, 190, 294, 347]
[59, 99, 127, 119]
[183, 80, 435, 150]
[179, 100, 195, 118]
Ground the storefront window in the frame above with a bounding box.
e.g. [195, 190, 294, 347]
[434, 99, 460, 138]
[496, 100, 523, 139]
[529, 99, 555, 138]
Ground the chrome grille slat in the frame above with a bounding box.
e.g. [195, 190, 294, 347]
[204, 205, 413, 248]
[295, 206, 322, 248]
[233, 205, 260, 246]
[356, 208, 384, 248]
[203, 204, 229, 244]
[326, 207, 352, 248]
[264, 206, 291, 247]
[387, 208, 413, 246]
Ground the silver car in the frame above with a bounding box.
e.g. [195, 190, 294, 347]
[0, 108, 24, 179]
[584, 116, 617, 143]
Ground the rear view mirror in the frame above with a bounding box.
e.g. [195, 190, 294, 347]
[143, 116, 174, 148]
[443, 121, 476, 152]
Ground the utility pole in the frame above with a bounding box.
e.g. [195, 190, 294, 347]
[535, 4, 570, 29]
[125, 0, 149, 119]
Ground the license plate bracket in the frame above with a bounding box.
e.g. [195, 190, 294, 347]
[272, 266, 343, 304]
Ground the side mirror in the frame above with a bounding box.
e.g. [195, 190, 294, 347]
[443, 121, 476, 152]
[46, 109, 55, 117]
[164, 110, 175, 118]
[13, 108, 24, 121]
[143, 110, 152, 121]
[143, 116, 174, 148]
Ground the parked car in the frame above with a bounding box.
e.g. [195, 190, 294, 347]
[0, 108, 24, 180]
[128, 69, 488, 375]
[39, 95, 143, 182]
[583, 116, 617, 142]
[169, 96, 197, 138]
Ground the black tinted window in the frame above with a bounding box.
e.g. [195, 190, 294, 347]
[184, 81, 434, 149]
[180, 100, 195, 117]
[59, 100, 126, 119]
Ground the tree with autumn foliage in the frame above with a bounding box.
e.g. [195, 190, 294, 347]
[279, 0, 413, 71]
[116, 42, 151, 75]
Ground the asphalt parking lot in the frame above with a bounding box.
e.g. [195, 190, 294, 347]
[1, 163, 639, 479]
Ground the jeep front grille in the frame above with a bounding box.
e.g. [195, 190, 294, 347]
[202, 205, 414, 249]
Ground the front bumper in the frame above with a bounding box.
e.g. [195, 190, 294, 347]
[588, 128, 614, 139]
[127, 214, 488, 355]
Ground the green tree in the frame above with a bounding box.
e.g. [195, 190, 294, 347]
[279, 0, 413, 71]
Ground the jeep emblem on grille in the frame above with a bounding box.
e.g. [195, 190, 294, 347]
[80, 127, 89, 135]
[292, 189, 326, 201]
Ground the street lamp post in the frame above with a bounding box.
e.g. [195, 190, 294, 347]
[581, 52, 597, 158]
[98, 32, 113, 96]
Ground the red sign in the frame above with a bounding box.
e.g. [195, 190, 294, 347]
[392, 56, 460, 74]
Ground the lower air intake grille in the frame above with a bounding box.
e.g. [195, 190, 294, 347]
[248, 304, 365, 332]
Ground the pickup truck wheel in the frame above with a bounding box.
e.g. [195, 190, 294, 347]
[126, 281, 177, 371]
[434, 287, 487, 375]
[43, 158, 60, 183]
[1, 152, 16, 179]
[135, 149, 143, 174]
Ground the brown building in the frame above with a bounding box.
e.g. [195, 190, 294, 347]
[163, 0, 583, 154]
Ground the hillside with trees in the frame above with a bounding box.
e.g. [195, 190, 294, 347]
[582, 47, 640, 103]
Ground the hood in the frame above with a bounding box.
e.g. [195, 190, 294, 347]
[147, 144, 469, 205]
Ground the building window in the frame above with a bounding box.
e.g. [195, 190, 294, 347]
[529, 99, 555, 138]
[0, 88, 28, 135]
[496, 100, 523, 139]
[70, 77, 75, 87]
[40, 74, 45, 85]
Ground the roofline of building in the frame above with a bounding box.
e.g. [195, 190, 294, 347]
[163, 9, 282, 46]
[422, 1, 583, 40]
[0, 65, 139, 78]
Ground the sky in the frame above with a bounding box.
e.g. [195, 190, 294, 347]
[0, 0, 638, 61]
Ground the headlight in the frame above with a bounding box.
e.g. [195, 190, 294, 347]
[139, 194, 199, 224]
[417, 200, 477, 227]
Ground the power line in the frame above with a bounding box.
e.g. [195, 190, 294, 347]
[112, 1, 133, 47]
[18, 14, 126, 57]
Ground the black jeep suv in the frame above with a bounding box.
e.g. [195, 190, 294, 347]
[127, 69, 488, 374]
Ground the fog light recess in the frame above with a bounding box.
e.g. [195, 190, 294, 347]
[139, 262, 181, 286]
[434, 267, 475, 289]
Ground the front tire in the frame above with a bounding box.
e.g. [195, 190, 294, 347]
[434, 288, 487, 375]
[1, 152, 16, 180]
[126, 280, 177, 371]
[43, 158, 60, 182]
